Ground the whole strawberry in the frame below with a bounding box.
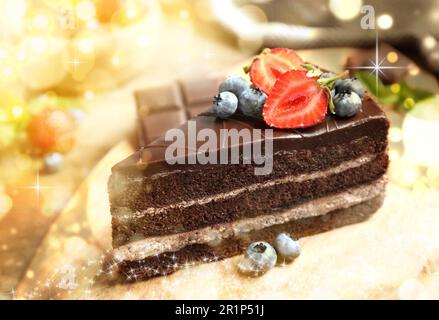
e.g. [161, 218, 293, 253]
[27, 108, 76, 154]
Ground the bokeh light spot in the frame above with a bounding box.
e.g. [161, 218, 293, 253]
[179, 9, 190, 20]
[422, 35, 436, 50]
[329, 0, 362, 20]
[0, 193, 13, 219]
[32, 14, 51, 31]
[377, 14, 393, 30]
[387, 51, 399, 64]
[404, 98, 415, 109]
[76, 1, 96, 21]
[26, 270, 35, 279]
[390, 83, 400, 94]
[389, 127, 403, 142]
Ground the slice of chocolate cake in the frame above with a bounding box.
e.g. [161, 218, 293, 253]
[109, 95, 389, 280]
[109, 48, 389, 281]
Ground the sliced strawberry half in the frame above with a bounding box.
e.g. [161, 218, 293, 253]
[263, 70, 328, 129]
[249, 48, 304, 94]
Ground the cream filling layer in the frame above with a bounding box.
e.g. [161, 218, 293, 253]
[131, 154, 376, 218]
[114, 176, 386, 262]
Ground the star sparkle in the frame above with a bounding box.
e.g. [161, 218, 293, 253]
[347, 30, 409, 95]
[69, 53, 86, 73]
[22, 169, 53, 206]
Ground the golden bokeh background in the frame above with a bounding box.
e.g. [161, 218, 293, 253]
[1, 0, 439, 300]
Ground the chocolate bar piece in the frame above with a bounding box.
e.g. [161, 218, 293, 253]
[179, 74, 223, 117]
[134, 74, 223, 146]
[134, 82, 187, 146]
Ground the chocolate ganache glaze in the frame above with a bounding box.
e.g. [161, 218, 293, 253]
[112, 95, 389, 177]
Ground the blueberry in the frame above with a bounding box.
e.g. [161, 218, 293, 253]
[333, 91, 362, 118]
[219, 76, 249, 97]
[335, 78, 365, 98]
[274, 233, 301, 261]
[68, 108, 86, 125]
[238, 241, 277, 275]
[238, 87, 267, 118]
[212, 91, 238, 118]
[42, 152, 64, 173]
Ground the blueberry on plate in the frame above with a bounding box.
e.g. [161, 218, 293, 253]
[238, 241, 277, 276]
[238, 87, 267, 118]
[68, 108, 86, 125]
[333, 91, 362, 118]
[212, 91, 238, 118]
[274, 233, 301, 261]
[219, 76, 249, 97]
[42, 152, 64, 173]
[335, 78, 365, 98]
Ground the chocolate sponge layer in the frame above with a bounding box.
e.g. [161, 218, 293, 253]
[109, 134, 387, 210]
[116, 194, 384, 281]
[112, 152, 388, 246]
